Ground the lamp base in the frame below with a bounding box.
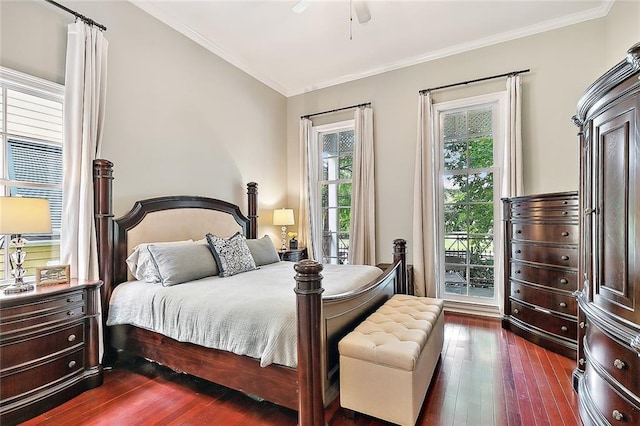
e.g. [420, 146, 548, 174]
[3, 282, 34, 294]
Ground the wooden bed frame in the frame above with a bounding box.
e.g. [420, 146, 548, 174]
[92, 159, 407, 425]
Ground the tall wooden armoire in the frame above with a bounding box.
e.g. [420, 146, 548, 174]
[573, 43, 640, 425]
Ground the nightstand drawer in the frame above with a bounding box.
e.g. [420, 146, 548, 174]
[0, 348, 85, 403]
[279, 247, 308, 262]
[0, 291, 85, 334]
[1, 322, 84, 369]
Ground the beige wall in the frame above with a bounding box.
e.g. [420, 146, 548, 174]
[605, 0, 640, 70]
[0, 0, 287, 239]
[286, 6, 638, 263]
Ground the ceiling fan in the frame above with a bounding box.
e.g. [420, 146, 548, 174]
[292, 0, 372, 24]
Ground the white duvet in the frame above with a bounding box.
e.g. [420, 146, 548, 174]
[106, 261, 382, 368]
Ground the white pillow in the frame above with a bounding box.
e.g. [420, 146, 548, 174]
[126, 240, 193, 282]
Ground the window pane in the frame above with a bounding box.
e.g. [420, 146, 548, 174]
[339, 130, 354, 154]
[443, 174, 466, 204]
[470, 266, 494, 298]
[338, 207, 350, 231]
[469, 237, 494, 266]
[444, 204, 467, 234]
[444, 141, 466, 170]
[338, 183, 351, 207]
[468, 204, 493, 235]
[323, 133, 337, 156]
[322, 156, 338, 180]
[443, 112, 466, 141]
[321, 183, 338, 209]
[7, 89, 63, 143]
[8, 139, 62, 185]
[444, 263, 467, 295]
[339, 154, 352, 179]
[469, 137, 493, 168]
[467, 172, 493, 202]
[467, 109, 492, 137]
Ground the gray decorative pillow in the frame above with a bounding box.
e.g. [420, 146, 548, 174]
[246, 235, 281, 266]
[147, 243, 218, 286]
[126, 240, 193, 282]
[206, 232, 257, 277]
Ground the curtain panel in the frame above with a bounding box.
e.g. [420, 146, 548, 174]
[61, 22, 108, 282]
[349, 106, 376, 265]
[298, 118, 318, 260]
[412, 92, 438, 297]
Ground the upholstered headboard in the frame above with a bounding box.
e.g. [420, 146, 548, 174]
[112, 195, 256, 285]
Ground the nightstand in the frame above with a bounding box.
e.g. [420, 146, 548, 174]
[0, 279, 103, 424]
[279, 247, 308, 262]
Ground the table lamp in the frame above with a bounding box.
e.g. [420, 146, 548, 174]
[273, 208, 294, 251]
[0, 196, 52, 294]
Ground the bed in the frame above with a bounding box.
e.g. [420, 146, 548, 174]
[92, 159, 408, 425]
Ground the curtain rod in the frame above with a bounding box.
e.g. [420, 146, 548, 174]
[301, 102, 371, 119]
[44, 0, 107, 31]
[419, 69, 530, 94]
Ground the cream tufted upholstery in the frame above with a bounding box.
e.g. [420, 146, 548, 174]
[339, 294, 444, 426]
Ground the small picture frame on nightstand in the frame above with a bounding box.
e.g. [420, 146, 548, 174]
[36, 264, 70, 286]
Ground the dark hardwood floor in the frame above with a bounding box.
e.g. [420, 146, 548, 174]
[22, 312, 580, 426]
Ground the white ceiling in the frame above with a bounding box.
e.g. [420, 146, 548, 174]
[130, 0, 613, 96]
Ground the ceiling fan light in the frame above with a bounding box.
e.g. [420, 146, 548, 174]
[353, 0, 371, 23]
[292, 0, 310, 14]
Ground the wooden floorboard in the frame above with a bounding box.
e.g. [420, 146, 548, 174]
[21, 312, 581, 426]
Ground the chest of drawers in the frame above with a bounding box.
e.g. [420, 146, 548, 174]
[502, 191, 579, 358]
[0, 280, 103, 425]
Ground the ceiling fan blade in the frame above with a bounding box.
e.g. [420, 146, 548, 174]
[292, 0, 310, 14]
[353, 0, 371, 23]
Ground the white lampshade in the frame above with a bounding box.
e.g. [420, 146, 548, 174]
[0, 197, 52, 235]
[273, 208, 295, 226]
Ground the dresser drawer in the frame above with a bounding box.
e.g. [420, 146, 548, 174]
[0, 322, 84, 369]
[510, 281, 576, 316]
[584, 365, 640, 425]
[510, 197, 578, 211]
[585, 322, 640, 395]
[509, 300, 577, 339]
[511, 243, 577, 268]
[0, 348, 84, 403]
[0, 293, 85, 335]
[511, 223, 578, 244]
[510, 262, 577, 290]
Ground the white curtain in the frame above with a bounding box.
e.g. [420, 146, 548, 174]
[61, 21, 108, 281]
[412, 92, 438, 297]
[495, 74, 524, 314]
[349, 106, 376, 265]
[299, 118, 320, 260]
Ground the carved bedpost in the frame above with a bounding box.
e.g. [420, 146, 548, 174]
[93, 159, 114, 314]
[294, 260, 325, 426]
[393, 239, 408, 295]
[247, 182, 258, 239]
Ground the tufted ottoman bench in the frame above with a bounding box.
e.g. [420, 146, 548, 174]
[338, 294, 444, 426]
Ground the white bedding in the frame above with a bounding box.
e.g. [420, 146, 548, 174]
[106, 261, 382, 368]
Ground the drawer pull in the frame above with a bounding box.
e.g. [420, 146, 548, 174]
[563, 201, 568, 205]
[513, 308, 519, 314]
[578, 358, 585, 366]
[67, 311, 75, 316]
[561, 255, 569, 261]
[68, 360, 77, 369]
[514, 289, 520, 294]
[561, 326, 568, 332]
[561, 231, 569, 237]
[67, 298, 73, 303]
[559, 302, 567, 308]
[516, 249, 522, 254]
[515, 270, 521, 274]
[560, 278, 568, 284]
[580, 322, 586, 329]
[68, 334, 76, 342]
[562, 211, 568, 215]
[614, 359, 626, 370]
[612, 410, 624, 421]
[516, 229, 522, 234]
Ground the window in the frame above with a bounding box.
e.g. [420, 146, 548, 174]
[434, 92, 506, 305]
[314, 120, 354, 264]
[0, 67, 64, 281]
